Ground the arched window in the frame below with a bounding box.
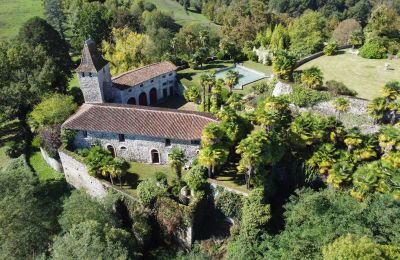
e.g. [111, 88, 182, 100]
[149, 88, 157, 105]
[127, 97, 136, 105]
[139, 92, 147, 106]
[107, 145, 116, 158]
[151, 149, 160, 164]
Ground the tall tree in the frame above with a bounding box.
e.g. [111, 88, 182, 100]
[17, 17, 72, 92]
[168, 148, 186, 180]
[70, 1, 113, 50]
[43, 0, 67, 40]
[289, 11, 329, 57]
[225, 70, 239, 93]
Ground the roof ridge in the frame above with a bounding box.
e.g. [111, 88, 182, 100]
[112, 61, 171, 80]
[87, 103, 218, 122]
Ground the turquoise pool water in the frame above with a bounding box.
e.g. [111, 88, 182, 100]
[215, 65, 267, 89]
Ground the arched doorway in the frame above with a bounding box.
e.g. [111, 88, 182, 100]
[107, 145, 116, 158]
[149, 88, 157, 105]
[169, 87, 174, 96]
[151, 149, 160, 163]
[139, 92, 147, 106]
[127, 97, 136, 105]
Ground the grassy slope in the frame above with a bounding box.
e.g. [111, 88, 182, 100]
[0, 0, 43, 39]
[298, 50, 400, 100]
[146, 0, 218, 29]
[28, 149, 63, 182]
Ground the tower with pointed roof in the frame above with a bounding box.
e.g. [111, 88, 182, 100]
[76, 39, 112, 103]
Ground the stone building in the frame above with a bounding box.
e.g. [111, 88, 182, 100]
[76, 39, 179, 105]
[62, 103, 217, 164]
[61, 39, 216, 165]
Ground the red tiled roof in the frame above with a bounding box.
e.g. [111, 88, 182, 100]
[112, 61, 177, 89]
[76, 39, 108, 73]
[62, 103, 217, 140]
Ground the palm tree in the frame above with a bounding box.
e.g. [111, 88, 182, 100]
[378, 125, 400, 155]
[332, 97, 350, 121]
[328, 161, 354, 189]
[344, 129, 363, 152]
[199, 74, 207, 112]
[210, 79, 223, 113]
[381, 81, 400, 101]
[307, 143, 338, 176]
[198, 146, 228, 178]
[236, 130, 267, 190]
[168, 148, 186, 180]
[368, 97, 387, 124]
[225, 70, 239, 92]
[257, 96, 292, 131]
[204, 72, 216, 112]
[100, 164, 118, 186]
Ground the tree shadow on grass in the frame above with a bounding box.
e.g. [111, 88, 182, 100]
[123, 172, 139, 189]
[215, 162, 246, 190]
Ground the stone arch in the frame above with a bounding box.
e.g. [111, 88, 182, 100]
[106, 144, 116, 158]
[127, 97, 136, 105]
[149, 88, 157, 105]
[139, 92, 147, 106]
[150, 149, 160, 164]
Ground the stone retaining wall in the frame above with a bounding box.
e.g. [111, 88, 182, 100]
[40, 147, 63, 173]
[59, 150, 108, 198]
[295, 45, 352, 68]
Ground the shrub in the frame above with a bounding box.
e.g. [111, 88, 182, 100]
[61, 129, 77, 150]
[300, 66, 324, 89]
[291, 85, 331, 107]
[5, 140, 26, 158]
[215, 51, 225, 60]
[39, 125, 62, 158]
[184, 85, 200, 103]
[272, 50, 297, 80]
[326, 80, 358, 96]
[137, 178, 168, 206]
[83, 146, 113, 177]
[360, 41, 387, 59]
[246, 51, 258, 62]
[183, 166, 207, 194]
[28, 94, 77, 131]
[323, 41, 339, 56]
[215, 190, 243, 221]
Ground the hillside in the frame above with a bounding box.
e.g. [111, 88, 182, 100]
[0, 0, 43, 39]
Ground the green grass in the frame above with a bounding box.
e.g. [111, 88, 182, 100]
[121, 162, 179, 196]
[0, 0, 43, 39]
[298, 50, 400, 100]
[0, 147, 11, 169]
[242, 60, 272, 74]
[146, 0, 218, 29]
[28, 149, 63, 182]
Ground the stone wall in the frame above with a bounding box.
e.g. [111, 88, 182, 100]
[74, 130, 200, 164]
[295, 45, 352, 68]
[78, 71, 105, 103]
[40, 147, 63, 172]
[59, 150, 108, 198]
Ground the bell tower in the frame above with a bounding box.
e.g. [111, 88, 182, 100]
[76, 39, 112, 103]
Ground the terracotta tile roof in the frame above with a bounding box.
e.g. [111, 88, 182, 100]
[112, 61, 177, 89]
[62, 103, 218, 140]
[76, 39, 108, 73]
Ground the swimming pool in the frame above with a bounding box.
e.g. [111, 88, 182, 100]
[215, 65, 268, 90]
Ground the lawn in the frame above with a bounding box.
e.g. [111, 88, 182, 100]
[298, 50, 400, 100]
[242, 60, 272, 74]
[146, 0, 218, 30]
[28, 149, 64, 182]
[0, 0, 43, 39]
[0, 147, 11, 169]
